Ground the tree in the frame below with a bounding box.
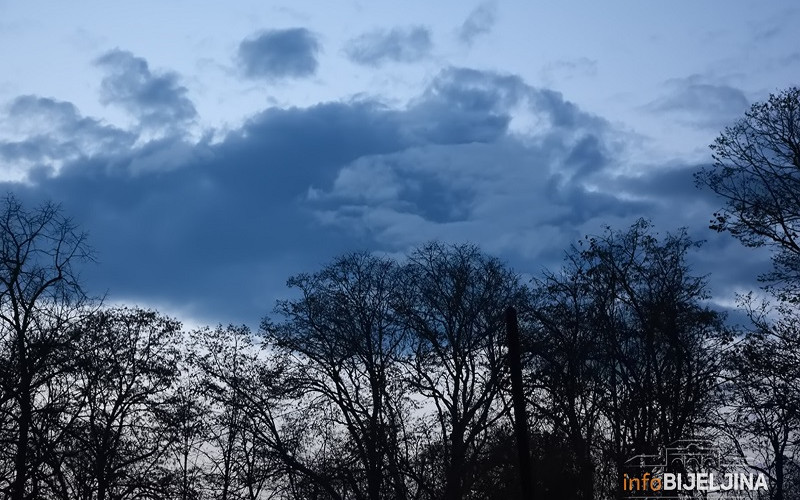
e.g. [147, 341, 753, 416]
[528, 260, 607, 500]
[696, 86, 800, 500]
[0, 194, 93, 500]
[198, 322, 339, 500]
[394, 242, 528, 500]
[166, 379, 210, 500]
[695, 87, 800, 298]
[61, 307, 182, 500]
[262, 253, 412, 500]
[191, 324, 281, 500]
[528, 220, 727, 499]
[721, 298, 800, 500]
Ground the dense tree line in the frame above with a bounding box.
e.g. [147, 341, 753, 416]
[1, 87, 798, 499]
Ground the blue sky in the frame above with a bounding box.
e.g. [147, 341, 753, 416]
[1, 1, 797, 326]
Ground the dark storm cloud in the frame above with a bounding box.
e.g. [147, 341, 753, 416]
[0, 66, 762, 324]
[237, 28, 319, 81]
[0, 95, 409, 324]
[614, 162, 710, 202]
[316, 67, 630, 257]
[646, 75, 749, 129]
[0, 95, 135, 167]
[95, 50, 197, 126]
[310, 68, 761, 306]
[345, 26, 432, 66]
[457, 2, 496, 45]
[402, 67, 604, 146]
[404, 68, 523, 144]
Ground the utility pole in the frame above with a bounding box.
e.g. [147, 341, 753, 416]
[506, 306, 534, 499]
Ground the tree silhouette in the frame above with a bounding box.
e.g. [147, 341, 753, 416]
[190, 323, 282, 500]
[695, 87, 800, 299]
[394, 242, 527, 500]
[529, 220, 727, 499]
[62, 307, 182, 500]
[262, 253, 412, 500]
[6, 191, 799, 498]
[0, 194, 93, 500]
[722, 298, 800, 500]
[698, 86, 800, 499]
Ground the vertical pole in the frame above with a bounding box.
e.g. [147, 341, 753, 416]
[506, 306, 534, 499]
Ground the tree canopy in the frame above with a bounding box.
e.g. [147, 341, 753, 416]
[696, 87, 800, 297]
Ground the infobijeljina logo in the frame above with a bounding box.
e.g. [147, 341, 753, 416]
[623, 439, 768, 498]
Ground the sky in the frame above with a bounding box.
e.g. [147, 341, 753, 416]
[0, 1, 798, 327]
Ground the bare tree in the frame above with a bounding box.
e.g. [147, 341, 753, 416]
[695, 87, 800, 298]
[529, 262, 606, 499]
[61, 307, 182, 500]
[395, 242, 527, 500]
[529, 220, 727, 499]
[262, 253, 412, 500]
[721, 298, 800, 500]
[696, 87, 800, 499]
[0, 194, 93, 500]
[197, 322, 334, 500]
[191, 323, 282, 500]
[163, 377, 210, 500]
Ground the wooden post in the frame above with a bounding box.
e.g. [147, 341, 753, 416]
[506, 306, 534, 499]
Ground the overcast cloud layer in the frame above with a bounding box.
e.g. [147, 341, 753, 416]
[1, 1, 796, 325]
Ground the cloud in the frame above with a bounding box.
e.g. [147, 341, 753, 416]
[0, 95, 135, 177]
[0, 95, 410, 324]
[237, 28, 319, 81]
[95, 50, 197, 127]
[0, 67, 762, 326]
[345, 26, 432, 66]
[457, 2, 496, 45]
[646, 75, 749, 129]
[540, 57, 598, 83]
[312, 68, 627, 258]
[751, 7, 799, 42]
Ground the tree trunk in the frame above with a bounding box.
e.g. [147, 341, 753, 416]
[774, 439, 784, 500]
[443, 434, 465, 500]
[11, 347, 31, 500]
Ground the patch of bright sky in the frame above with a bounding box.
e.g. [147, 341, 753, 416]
[1, 1, 798, 165]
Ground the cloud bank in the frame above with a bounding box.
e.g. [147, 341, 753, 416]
[0, 56, 765, 325]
